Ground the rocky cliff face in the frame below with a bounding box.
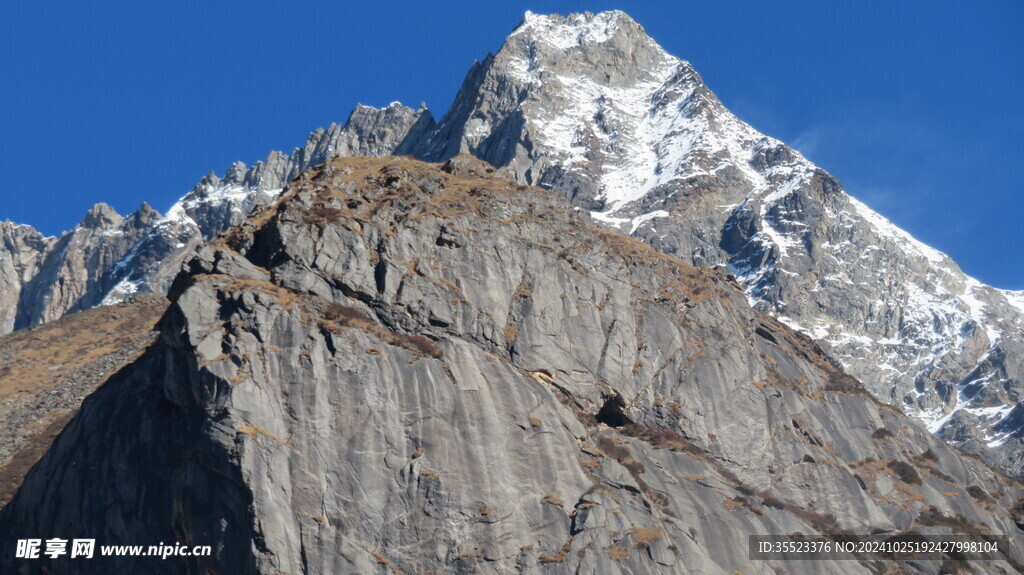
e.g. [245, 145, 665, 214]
[1, 10, 1022, 474]
[2, 157, 1022, 574]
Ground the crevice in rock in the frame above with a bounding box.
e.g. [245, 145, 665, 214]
[596, 394, 632, 428]
[338, 281, 375, 304]
[373, 260, 388, 295]
[755, 325, 778, 345]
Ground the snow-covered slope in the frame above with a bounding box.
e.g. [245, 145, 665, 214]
[0, 204, 160, 331]
[101, 101, 435, 304]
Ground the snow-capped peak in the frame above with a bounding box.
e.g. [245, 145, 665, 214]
[514, 10, 638, 49]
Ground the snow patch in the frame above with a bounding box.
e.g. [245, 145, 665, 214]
[100, 277, 141, 306]
[629, 210, 669, 234]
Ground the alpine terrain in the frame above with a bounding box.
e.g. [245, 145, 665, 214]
[0, 11, 1022, 574]
[2, 11, 1021, 474]
[2, 156, 1022, 574]
[1, 11, 1019, 475]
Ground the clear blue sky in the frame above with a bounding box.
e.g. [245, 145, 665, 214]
[2, 1, 1022, 287]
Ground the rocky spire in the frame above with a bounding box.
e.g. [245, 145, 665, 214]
[79, 203, 122, 229]
[414, 9, 696, 211]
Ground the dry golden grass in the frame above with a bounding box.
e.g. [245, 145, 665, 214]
[316, 300, 443, 360]
[261, 156, 533, 245]
[236, 420, 290, 448]
[538, 540, 572, 564]
[246, 156, 729, 339]
[540, 495, 565, 507]
[0, 295, 166, 402]
[722, 497, 745, 511]
[455, 551, 484, 562]
[629, 527, 662, 548]
[891, 482, 928, 503]
[606, 546, 631, 561]
[530, 371, 554, 384]
[215, 275, 300, 311]
[0, 410, 74, 508]
[370, 551, 406, 575]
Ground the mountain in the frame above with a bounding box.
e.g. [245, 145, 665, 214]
[412, 10, 1024, 474]
[3, 156, 1021, 574]
[0, 203, 160, 332]
[0, 10, 1021, 477]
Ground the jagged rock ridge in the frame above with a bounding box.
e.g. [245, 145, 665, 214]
[2, 157, 1021, 574]
[0, 103, 433, 331]
[0, 203, 160, 332]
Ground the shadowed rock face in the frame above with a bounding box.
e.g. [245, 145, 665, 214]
[0, 294, 167, 507]
[2, 157, 1021, 575]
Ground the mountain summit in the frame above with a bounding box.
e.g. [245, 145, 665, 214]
[0, 10, 1022, 475]
[416, 10, 1024, 473]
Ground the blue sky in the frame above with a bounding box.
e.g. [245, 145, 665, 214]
[1, 1, 1021, 287]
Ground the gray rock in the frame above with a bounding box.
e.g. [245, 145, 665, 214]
[0, 104, 433, 336]
[0, 203, 160, 331]
[2, 157, 1020, 575]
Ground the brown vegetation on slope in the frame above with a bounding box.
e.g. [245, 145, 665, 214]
[0, 294, 166, 505]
